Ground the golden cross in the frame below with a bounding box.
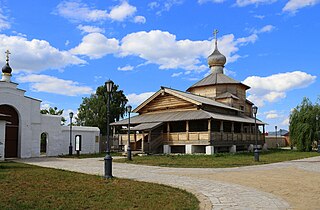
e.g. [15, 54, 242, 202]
[5, 49, 10, 64]
[213, 29, 219, 41]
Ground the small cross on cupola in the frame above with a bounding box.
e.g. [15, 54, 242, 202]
[5, 49, 11, 64]
[1, 49, 13, 82]
[213, 29, 219, 47]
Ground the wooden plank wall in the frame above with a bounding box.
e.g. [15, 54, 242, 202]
[139, 93, 196, 114]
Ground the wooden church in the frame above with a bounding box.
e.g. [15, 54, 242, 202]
[111, 32, 266, 154]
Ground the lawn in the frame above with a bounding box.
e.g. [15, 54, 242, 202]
[114, 149, 320, 168]
[0, 162, 199, 210]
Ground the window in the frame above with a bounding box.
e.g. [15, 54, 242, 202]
[75, 135, 82, 151]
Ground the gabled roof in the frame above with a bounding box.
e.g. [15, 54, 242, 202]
[187, 73, 250, 91]
[133, 86, 239, 113]
[215, 92, 240, 100]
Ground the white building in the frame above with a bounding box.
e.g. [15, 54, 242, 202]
[0, 52, 100, 160]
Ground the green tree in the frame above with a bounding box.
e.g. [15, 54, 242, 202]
[40, 106, 66, 125]
[76, 83, 127, 135]
[289, 97, 320, 151]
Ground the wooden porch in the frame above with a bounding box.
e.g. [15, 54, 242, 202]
[115, 118, 266, 154]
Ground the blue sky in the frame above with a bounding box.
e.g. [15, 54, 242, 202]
[0, 0, 319, 132]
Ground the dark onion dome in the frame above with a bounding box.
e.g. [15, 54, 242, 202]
[207, 45, 226, 68]
[2, 63, 12, 74]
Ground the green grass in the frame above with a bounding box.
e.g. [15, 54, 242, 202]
[59, 152, 123, 159]
[0, 162, 199, 210]
[114, 149, 320, 168]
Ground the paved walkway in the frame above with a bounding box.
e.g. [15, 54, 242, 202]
[17, 156, 320, 210]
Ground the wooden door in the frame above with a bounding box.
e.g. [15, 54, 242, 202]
[0, 105, 19, 158]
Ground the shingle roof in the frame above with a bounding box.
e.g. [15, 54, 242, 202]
[111, 109, 266, 126]
[215, 92, 240, 100]
[130, 122, 163, 131]
[187, 73, 250, 91]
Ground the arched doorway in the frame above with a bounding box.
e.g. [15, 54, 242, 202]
[40, 132, 48, 155]
[0, 105, 19, 158]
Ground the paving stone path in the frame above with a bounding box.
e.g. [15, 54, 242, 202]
[18, 156, 320, 210]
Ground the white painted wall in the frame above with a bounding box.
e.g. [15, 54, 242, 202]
[0, 120, 5, 161]
[0, 81, 100, 158]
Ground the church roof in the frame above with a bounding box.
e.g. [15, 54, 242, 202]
[111, 109, 266, 126]
[187, 73, 250, 91]
[133, 86, 240, 113]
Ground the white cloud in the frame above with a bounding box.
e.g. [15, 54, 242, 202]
[120, 30, 257, 70]
[40, 102, 51, 110]
[283, 0, 320, 13]
[163, 0, 184, 12]
[265, 110, 279, 119]
[0, 8, 10, 31]
[253, 25, 275, 34]
[149, 0, 184, 15]
[55, 1, 139, 23]
[243, 71, 316, 106]
[77, 25, 105, 34]
[235, 0, 277, 7]
[171, 72, 183, 77]
[70, 29, 260, 71]
[16, 74, 93, 96]
[198, 0, 226, 4]
[253, 14, 265, 19]
[0, 34, 85, 72]
[94, 75, 102, 82]
[117, 65, 134, 71]
[54, 1, 109, 22]
[133, 16, 146, 24]
[70, 33, 119, 59]
[224, 68, 237, 77]
[148, 2, 160, 9]
[127, 92, 155, 106]
[266, 114, 278, 119]
[62, 109, 78, 124]
[281, 117, 290, 126]
[108, 1, 137, 21]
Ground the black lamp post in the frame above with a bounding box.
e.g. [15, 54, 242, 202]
[275, 125, 278, 144]
[252, 106, 259, 161]
[126, 105, 132, 161]
[316, 115, 320, 153]
[104, 79, 114, 179]
[69, 112, 74, 155]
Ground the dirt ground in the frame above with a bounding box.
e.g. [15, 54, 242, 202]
[187, 167, 320, 210]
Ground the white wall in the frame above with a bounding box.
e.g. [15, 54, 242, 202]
[1, 81, 100, 158]
[0, 120, 5, 161]
[61, 126, 100, 155]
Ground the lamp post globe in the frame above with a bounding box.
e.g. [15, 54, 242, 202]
[252, 106, 259, 162]
[68, 112, 74, 155]
[126, 105, 132, 161]
[104, 79, 114, 179]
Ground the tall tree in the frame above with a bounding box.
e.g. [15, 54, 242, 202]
[40, 106, 66, 125]
[289, 97, 320, 151]
[76, 83, 127, 135]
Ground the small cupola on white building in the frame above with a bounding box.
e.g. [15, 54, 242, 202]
[1, 50, 12, 82]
